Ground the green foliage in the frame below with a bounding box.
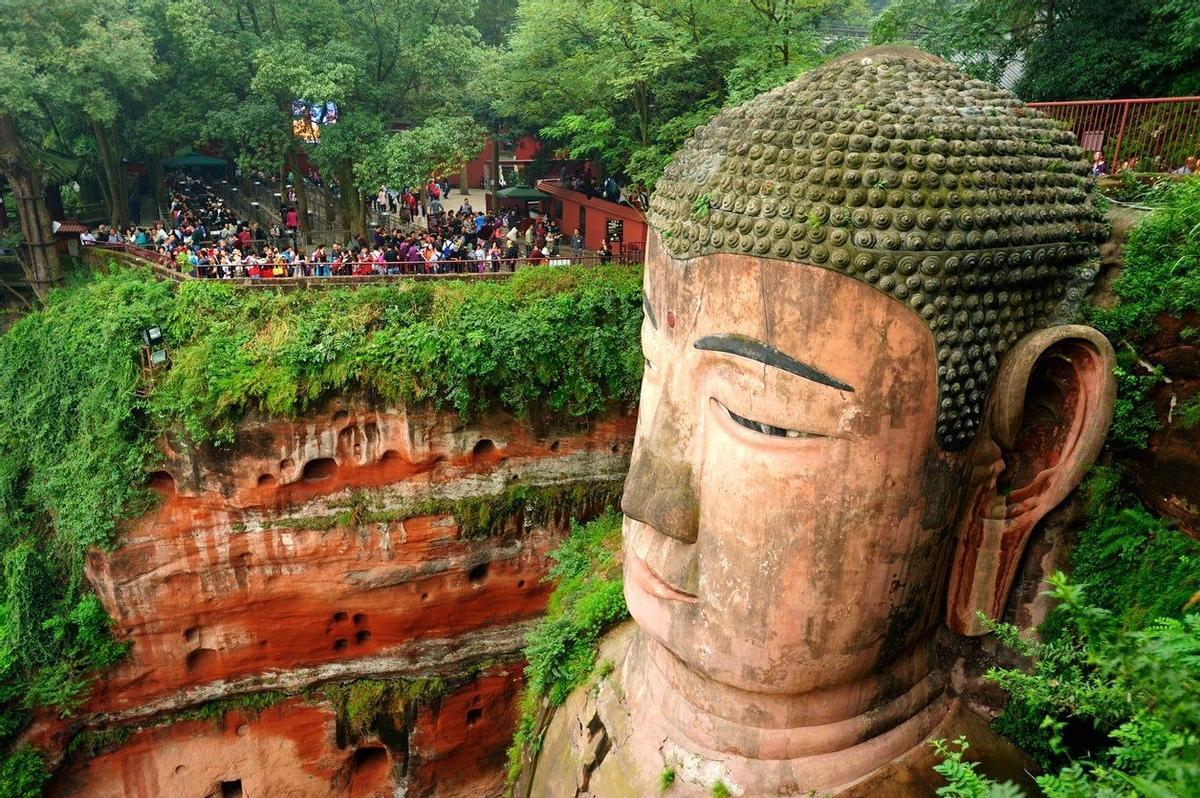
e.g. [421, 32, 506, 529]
[0, 267, 166, 753]
[0, 263, 642, 763]
[872, 0, 1200, 101]
[1062, 469, 1200, 629]
[496, 0, 865, 186]
[928, 737, 1025, 798]
[1086, 178, 1200, 450]
[659, 765, 676, 791]
[149, 264, 644, 443]
[0, 746, 49, 798]
[938, 574, 1200, 797]
[320, 677, 447, 741]
[943, 455, 1200, 797]
[1092, 178, 1200, 340]
[506, 511, 628, 785]
[1108, 361, 1163, 450]
[711, 781, 732, 798]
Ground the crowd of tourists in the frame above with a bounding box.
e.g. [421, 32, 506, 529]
[82, 173, 608, 279]
[1091, 150, 1200, 176]
[555, 162, 650, 210]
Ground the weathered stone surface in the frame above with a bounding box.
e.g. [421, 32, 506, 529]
[648, 46, 1107, 448]
[50, 663, 525, 798]
[1127, 311, 1200, 535]
[38, 399, 634, 796]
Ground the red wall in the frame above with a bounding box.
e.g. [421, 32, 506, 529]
[537, 180, 647, 255]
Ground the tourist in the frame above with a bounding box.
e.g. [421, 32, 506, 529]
[80, 228, 96, 246]
[570, 228, 583, 258]
[1091, 151, 1108, 176]
[1172, 155, 1196, 175]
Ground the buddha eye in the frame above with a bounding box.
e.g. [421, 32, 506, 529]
[721, 402, 816, 439]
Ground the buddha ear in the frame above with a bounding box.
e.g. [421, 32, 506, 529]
[946, 325, 1116, 636]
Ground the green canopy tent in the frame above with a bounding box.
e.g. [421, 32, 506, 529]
[492, 184, 550, 216]
[162, 149, 228, 174]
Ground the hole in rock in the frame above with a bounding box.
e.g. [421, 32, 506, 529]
[185, 647, 217, 673]
[332, 409, 349, 422]
[468, 563, 489, 586]
[420, 592, 429, 601]
[220, 779, 244, 798]
[466, 708, 483, 726]
[363, 421, 379, 443]
[380, 450, 402, 463]
[611, 442, 620, 454]
[352, 746, 389, 778]
[174, 765, 186, 775]
[472, 439, 496, 457]
[333, 638, 348, 651]
[147, 470, 176, 496]
[302, 457, 337, 482]
[549, 440, 560, 452]
[183, 626, 200, 644]
[333, 611, 348, 623]
[279, 458, 294, 472]
[256, 474, 276, 488]
[236, 724, 249, 737]
[517, 580, 526, 589]
[355, 630, 372, 644]
[352, 613, 367, 626]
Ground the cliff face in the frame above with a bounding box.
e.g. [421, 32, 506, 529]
[45, 398, 634, 797]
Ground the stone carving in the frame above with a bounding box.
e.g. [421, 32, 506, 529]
[647, 47, 1107, 449]
[524, 47, 1117, 797]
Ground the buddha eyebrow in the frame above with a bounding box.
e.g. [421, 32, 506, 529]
[643, 293, 658, 329]
[694, 334, 855, 392]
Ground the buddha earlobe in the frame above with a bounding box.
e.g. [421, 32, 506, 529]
[946, 325, 1116, 636]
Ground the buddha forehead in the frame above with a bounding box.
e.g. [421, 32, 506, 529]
[646, 46, 1107, 450]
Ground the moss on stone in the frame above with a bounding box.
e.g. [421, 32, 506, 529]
[263, 478, 624, 540]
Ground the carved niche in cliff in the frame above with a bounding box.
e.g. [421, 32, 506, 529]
[522, 46, 1118, 797]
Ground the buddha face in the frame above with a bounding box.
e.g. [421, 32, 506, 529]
[622, 234, 976, 695]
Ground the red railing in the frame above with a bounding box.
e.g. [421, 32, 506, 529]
[1027, 96, 1200, 172]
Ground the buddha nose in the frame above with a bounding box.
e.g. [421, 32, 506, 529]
[620, 407, 700, 544]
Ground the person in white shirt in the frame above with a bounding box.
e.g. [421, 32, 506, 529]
[80, 230, 96, 245]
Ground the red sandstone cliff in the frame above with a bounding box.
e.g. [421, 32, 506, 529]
[40, 398, 635, 797]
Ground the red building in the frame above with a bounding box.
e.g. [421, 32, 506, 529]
[536, 178, 648, 259]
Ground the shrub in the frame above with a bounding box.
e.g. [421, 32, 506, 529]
[506, 511, 628, 785]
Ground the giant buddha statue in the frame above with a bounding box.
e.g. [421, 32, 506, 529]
[521, 47, 1115, 797]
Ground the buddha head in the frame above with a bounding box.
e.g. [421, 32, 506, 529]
[621, 48, 1115, 702]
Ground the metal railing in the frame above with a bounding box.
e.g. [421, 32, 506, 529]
[1027, 96, 1200, 172]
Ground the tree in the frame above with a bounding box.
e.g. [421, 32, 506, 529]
[871, 0, 1200, 100]
[359, 115, 486, 213]
[495, 0, 867, 187]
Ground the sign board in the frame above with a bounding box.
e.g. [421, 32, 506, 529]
[606, 218, 623, 243]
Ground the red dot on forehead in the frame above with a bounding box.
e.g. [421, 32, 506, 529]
[667, 310, 676, 328]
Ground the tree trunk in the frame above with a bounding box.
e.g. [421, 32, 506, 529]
[460, 164, 470, 196]
[149, 154, 165, 219]
[490, 135, 501, 216]
[0, 114, 61, 301]
[289, 150, 311, 243]
[44, 183, 65, 221]
[92, 120, 129, 228]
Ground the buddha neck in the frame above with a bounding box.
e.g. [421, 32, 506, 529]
[622, 628, 950, 786]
